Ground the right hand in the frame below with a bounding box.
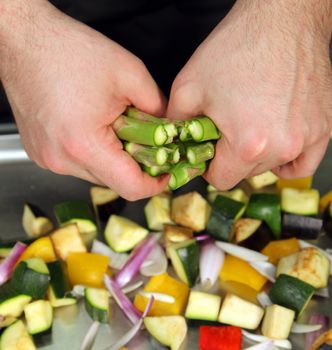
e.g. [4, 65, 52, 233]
[0, 0, 168, 200]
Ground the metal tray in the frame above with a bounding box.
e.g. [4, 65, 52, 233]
[1, 134, 331, 350]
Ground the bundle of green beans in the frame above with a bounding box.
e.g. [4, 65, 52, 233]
[112, 107, 221, 190]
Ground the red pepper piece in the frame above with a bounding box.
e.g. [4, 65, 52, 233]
[199, 325, 242, 350]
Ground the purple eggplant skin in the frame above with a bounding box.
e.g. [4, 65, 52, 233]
[282, 213, 323, 240]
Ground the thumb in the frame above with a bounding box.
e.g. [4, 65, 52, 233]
[166, 80, 204, 120]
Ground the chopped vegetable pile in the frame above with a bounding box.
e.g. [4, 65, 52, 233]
[113, 107, 221, 190]
[0, 173, 332, 350]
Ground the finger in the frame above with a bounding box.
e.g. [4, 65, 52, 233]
[166, 81, 204, 120]
[81, 128, 170, 200]
[125, 66, 168, 117]
[272, 135, 330, 179]
[204, 136, 256, 190]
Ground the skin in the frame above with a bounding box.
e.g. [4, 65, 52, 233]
[0, 0, 331, 198]
[167, 0, 332, 190]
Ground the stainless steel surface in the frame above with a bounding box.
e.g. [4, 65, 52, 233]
[0, 135, 331, 350]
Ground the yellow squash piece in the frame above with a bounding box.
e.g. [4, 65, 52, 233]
[276, 176, 312, 192]
[219, 255, 267, 292]
[261, 238, 300, 265]
[134, 272, 189, 316]
[18, 236, 57, 263]
[67, 252, 109, 288]
[319, 191, 332, 213]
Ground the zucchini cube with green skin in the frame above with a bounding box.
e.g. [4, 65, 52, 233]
[269, 274, 315, 319]
[0, 320, 36, 350]
[207, 195, 246, 241]
[185, 291, 222, 321]
[276, 247, 330, 289]
[281, 188, 320, 216]
[24, 300, 53, 335]
[84, 288, 109, 323]
[144, 316, 187, 350]
[11, 258, 50, 300]
[218, 293, 264, 330]
[144, 194, 173, 231]
[0, 283, 32, 318]
[261, 304, 295, 340]
[246, 193, 281, 239]
[171, 192, 211, 232]
[167, 239, 199, 287]
[207, 188, 248, 204]
[104, 215, 149, 253]
[54, 201, 98, 247]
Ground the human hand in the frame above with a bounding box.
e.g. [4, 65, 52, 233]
[167, 0, 332, 189]
[0, 0, 167, 200]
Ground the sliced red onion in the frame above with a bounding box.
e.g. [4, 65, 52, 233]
[115, 235, 156, 287]
[305, 313, 330, 350]
[138, 291, 175, 303]
[80, 321, 100, 350]
[250, 261, 276, 282]
[256, 291, 273, 308]
[140, 244, 168, 277]
[314, 287, 329, 298]
[0, 242, 26, 286]
[299, 240, 332, 267]
[104, 275, 141, 325]
[291, 322, 322, 334]
[195, 234, 211, 242]
[105, 297, 154, 350]
[243, 341, 276, 350]
[216, 242, 268, 262]
[91, 240, 129, 270]
[199, 241, 224, 290]
[242, 330, 292, 349]
[122, 281, 144, 294]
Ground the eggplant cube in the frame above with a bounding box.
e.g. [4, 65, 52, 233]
[218, 293, 264, 330]
[171, 192, 211, 232]
[261, 304, 295, 339]
[144, 194, 173, 231]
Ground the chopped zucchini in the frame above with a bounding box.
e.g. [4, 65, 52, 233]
[54, 201, 97, 247]
[24, 300, 53, 335]
[218, 293, 264, 330]
[276, 247, 330, 289]
[0, 247, 12, 258]
[171, 192, 211, 232]
[246, 171, 279, 189]
[0, 320, 36, 350]
[90, 186, 125, 222]
[144, 316, 187, 350]
[261, 304, 295, 339]
[207, 188, 248, 204]
[246, 193, 281, 239]
[84, 288, 109, 323]
[282, 213, 323, 240]
[0, 316, 16, 328]
[11, 258, 50, 299]
[207, 195, 245, 241]
[50, 224, 87, 261]
[144, 194, 173, 231]
[104, 215, 149, 253]
[47, 261, 76, 308]
[22, 203, 54, 238]
[281, 188, 320, 215]
[185, 291, 221, 321]
[269, 274, 315, 318]
[0, 283, 32, 318]
[167, 239, 199, 287]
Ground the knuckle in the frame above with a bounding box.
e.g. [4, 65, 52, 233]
[278, 139, 303, 164]
[42, 152, 66, 174]
[63, 137, 89, 162]
[239, 132, 269, 163]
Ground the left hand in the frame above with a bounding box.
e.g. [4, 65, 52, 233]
[167, 0, 332, 190]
